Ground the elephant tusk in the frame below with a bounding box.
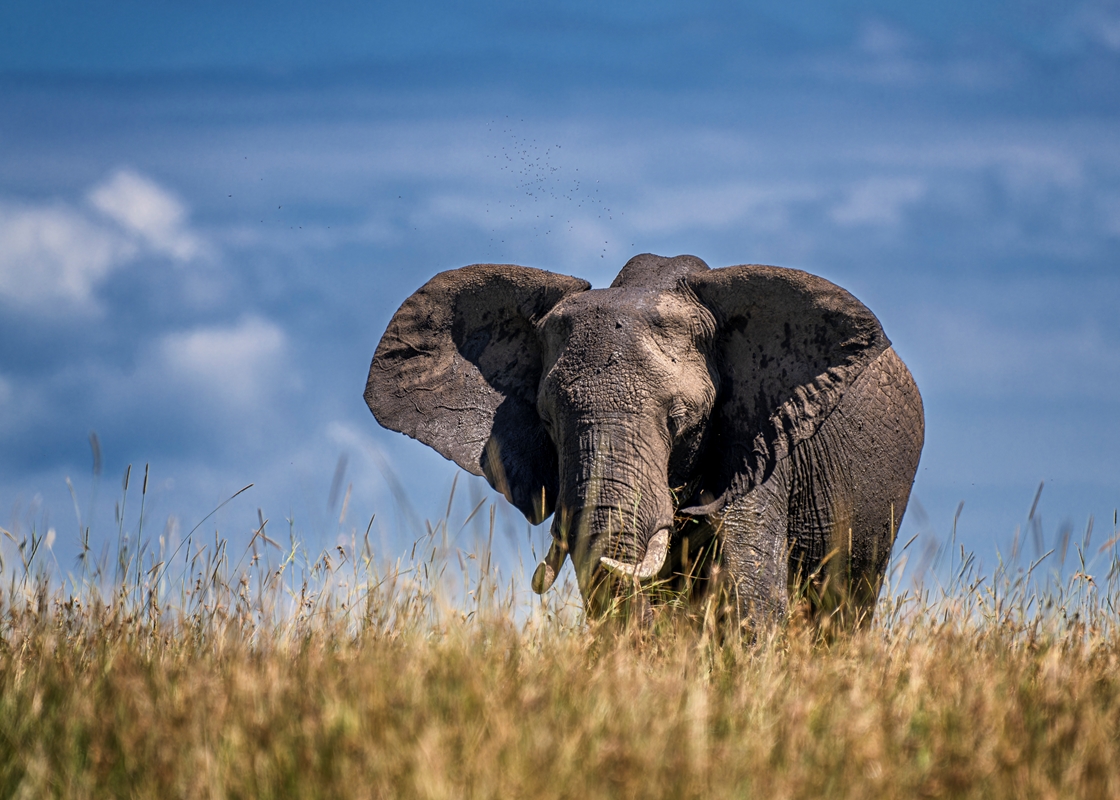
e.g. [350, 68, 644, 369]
[531, 539, 566, 594]
[600, 528, 670, 582]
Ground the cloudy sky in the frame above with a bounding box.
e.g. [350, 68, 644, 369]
[1, 0, 1118, 586]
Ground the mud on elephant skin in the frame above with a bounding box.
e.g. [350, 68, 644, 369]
[365, 254, 924, 627]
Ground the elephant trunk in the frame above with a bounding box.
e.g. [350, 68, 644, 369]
[558, 441, 675, 599]
[529, 417, 676, 601]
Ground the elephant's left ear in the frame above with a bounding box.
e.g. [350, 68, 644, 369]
[366, 264, 590, 524]
[685, 265, 890, 502]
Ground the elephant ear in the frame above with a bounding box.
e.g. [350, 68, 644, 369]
[366, 264, 589, 523]
[685, 265, 890, 505]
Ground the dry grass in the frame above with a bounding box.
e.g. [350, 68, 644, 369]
[2, 475, 1120, 799]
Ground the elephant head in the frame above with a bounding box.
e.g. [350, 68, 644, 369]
[365, 254, 895, 615]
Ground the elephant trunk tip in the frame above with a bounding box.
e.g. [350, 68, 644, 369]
[600, 528, 670, 582]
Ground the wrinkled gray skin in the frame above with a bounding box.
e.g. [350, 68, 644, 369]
[365, 254, 924, 626]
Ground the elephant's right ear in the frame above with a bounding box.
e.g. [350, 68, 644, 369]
[685, 265, 890, 506]
[365, 264, 590, 524]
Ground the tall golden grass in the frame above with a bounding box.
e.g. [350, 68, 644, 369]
[2, 469, 1119, 798]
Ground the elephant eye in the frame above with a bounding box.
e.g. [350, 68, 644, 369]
[668, 404, 689, 435]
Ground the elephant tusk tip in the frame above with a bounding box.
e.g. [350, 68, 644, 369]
[531, 561, 556, 594]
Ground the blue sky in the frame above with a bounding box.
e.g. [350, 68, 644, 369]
[1, 0, 1118, 586]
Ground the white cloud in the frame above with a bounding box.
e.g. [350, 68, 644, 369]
[811, 17, 1018, 90]
[158, 316, 289, 408]
[326, 419, 373, 452]
[88, 170, 202, 261]
[902, 282, 1120, 404]
[0, 203, 136, 309]
[624, 183, 821, 235]
[1065, 3, 1120, 51]
[858, 18, 916, 58]
[1096, 16, 1120, 50]
[993, 145, 1084, 196]
[1105, 194, 1120, 237]
[0, 170, 207, 313]
[830, 177, 926, 227]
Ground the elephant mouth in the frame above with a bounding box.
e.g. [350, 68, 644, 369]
[598, 528, 670, 581]
[530, 527, 671, 596]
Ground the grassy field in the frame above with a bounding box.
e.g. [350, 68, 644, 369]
[2, 481, 1119, 798]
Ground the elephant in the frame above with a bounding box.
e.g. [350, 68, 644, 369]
[364, 253, 924, 627]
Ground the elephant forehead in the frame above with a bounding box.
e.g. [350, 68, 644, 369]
[541, 302, 713, 414]
[544, 288, 709, 343]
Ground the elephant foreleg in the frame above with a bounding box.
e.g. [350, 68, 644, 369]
[715, 457, 792, 630]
